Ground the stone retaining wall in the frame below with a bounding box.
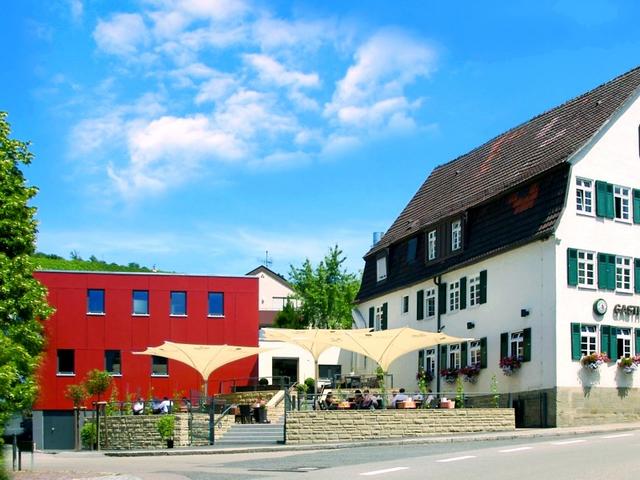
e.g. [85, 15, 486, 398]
[555, 387, 640, 427]
[285, 408, 514, 444]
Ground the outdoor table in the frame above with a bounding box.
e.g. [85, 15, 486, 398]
[337, 401, 353, 409]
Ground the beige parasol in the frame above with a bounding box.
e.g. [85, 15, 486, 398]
[133, 341, 262, 396]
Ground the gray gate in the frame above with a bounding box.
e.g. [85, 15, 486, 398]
[42, 411, 74, 450]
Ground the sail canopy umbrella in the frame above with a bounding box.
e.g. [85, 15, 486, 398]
[133, 341, 262, 396]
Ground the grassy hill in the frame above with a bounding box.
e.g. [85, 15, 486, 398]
[32, 252, 158, 273]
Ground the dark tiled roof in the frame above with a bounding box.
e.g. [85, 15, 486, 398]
[367, 65, 640, 257]
[246, 265, 291, 288]
[356, 165, 569, 302]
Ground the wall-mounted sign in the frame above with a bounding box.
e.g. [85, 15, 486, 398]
[613, 304, 640, 317]
[593, 299, 607, 316]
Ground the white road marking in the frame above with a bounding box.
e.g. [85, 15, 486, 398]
[360, 467, 409, 476]
[551, 439, 587, 445]
[499, 446, 533, 453]
[601, 433, 634, 439]
[436, 455, 476, 463]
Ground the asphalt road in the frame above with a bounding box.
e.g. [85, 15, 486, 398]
[7, 430, 640, 480]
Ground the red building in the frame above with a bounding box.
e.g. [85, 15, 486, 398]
[32, 270, 259, 449]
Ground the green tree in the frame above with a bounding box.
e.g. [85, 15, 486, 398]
[0, 112, 53, 440]
[273, 301, 306, 328]
[84, 369, 112, 403]
[287, 245, 360, 329]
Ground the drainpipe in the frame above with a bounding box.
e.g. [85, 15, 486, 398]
[433, 275, 443, 396]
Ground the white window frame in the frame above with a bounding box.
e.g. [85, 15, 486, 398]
[427, 230, 437, 261]
[617, 328, 632, 359]
[615, 256, 632, 293]
[468, 274, 481, 307]
[425, 288, 436, 319]
[448, 280, 460, 313]
[469, 341, 481, 367]
[613, 185, 631, 223]
[580, 325, 598, 357]
[575, 177, 594, 216]
[401, 295, 409, 316]
[510, 331, 524, 358]
[577, 250, 596, 289]
[448, 344, 461, 369]
[451, 220, 462, 251]
[421, 348, 436, 376]
[376, 256, 387, 282]
[375, 305, 384, 331]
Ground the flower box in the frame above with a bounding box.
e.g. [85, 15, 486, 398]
[499, 356, 522, 376]
[440, 368, 459, 384]
[617, 355, 640, 374]
[460, 364, 481, 383]
[581, 352, 610, 370]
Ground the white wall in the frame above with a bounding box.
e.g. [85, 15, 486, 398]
[254, 271, 296, 311]
[555, 91, 640, 388]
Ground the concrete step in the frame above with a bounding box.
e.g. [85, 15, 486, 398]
[214, 420, 284, 444]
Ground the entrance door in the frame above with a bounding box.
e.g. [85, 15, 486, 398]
[513, 399, 525, 428]
[272, 358, 298, 387]
[43, 411, 74, 450]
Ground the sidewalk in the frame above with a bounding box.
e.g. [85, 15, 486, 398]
[102, 421, 640, 456]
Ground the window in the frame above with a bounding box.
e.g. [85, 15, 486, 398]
[152, 356, 168, 376]
[576, 178, 594, 215]
[419, 348, 436, 376]
[580, 325, 598, 356]
[425, 288, 436, 318]
[376, 256, 387, 282]
[614, 185, 631, 222]
[469, 341, 481, 366]
[448, 344, 461, 369]
[427, 230, 437, 261]
[105, 350, 122, 375]
[451, 220, 462, 251]
[87, 289, 105, 314]
[577, 251, 596, 288]
[170, 291, 187, 315]
[468, 275, 481, 307]
[407, 238, 417, 264]
[448, 280, 460, 312]
[616, 256, 632, 292]
[375, 305, 384, 331]
[401, 295, 409, 315]
[57, 349, 75, 375]
[208, 292, 224, 316]
[616, 328, 632, 359]
[132, 290, 149, 315]
[510, 332, 524, 358]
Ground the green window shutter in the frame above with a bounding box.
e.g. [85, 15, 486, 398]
[609, 327, 618, 360]
[459, 277, 467, 310]
[595, 180, 614, 219]
[635, 259, 640, 294]
[368, 307, 375, 329]
[381, 302, 388, 330]
[438, 282, 447, 315]
[439, 345, 448, 370]
[500, 332, 508, 359]
[479, 270, 487, 304]
[416, 290, 424, 320]
[607, 254, 616, 290]
[461, 342, 468, 366]
[601, 325, 611, 357]
[598, 253, 616, 290]
[633, 189, 640, 224]
[480, 337, 487, 368]
[418, 349, 425, 370]
[523, 328, 532, 362]
[636, 329, 640, 356]
[571, 323, 582, 360]
[567, 248, 578, 286]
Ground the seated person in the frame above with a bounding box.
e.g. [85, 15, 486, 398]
[391, 388, 409, 408]
[158, 396, 172, 414]
[353, 389, 364, 409]
[132, 398, 144, 415]
[360, 389, 378, 409]
[325, 392, 337, 410]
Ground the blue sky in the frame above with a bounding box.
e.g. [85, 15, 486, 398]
[2, 0, 639, 277]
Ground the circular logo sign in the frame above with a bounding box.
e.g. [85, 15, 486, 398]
[593, 298, 607, 315]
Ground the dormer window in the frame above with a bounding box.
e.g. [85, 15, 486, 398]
[376, 256, 387, 282]
[451, 220, 462, 251]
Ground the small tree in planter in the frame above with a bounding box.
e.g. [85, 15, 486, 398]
[156, 415, 175, 448]
[416, 368, 432, 403]
[80, 422, 96, 450]
[618, 355, 640, 374]
[84, 369, 112, 403]
[580, 352, 609, 371]
[66, 383, 88, 450]
[499, 356, 522, 376]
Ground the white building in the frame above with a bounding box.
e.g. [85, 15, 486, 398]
[355, 65, 640, 427]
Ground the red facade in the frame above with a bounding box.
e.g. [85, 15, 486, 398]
[34, 271, 259, 410]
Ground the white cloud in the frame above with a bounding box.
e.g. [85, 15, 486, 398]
[93, 13, 149, 56]
[249, 151, 312, 170]
[252, 16, 341, 51]
[325, 30, 435, 129]
[195, 73, 238, 104]
[321, 134, 361, 158]
[69, 0, 83, 22]
[244, 54, 320, 89]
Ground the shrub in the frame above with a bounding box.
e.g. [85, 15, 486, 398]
[80, 422, 96, 449]
[156, 415, 175, 441]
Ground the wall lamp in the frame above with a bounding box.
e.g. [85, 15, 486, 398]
[466, 322, 475, 330]
[521, 309, 530, 318]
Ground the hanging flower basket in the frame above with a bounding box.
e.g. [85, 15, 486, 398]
[440, 368, 459, 384]
[499, 356, 522, 376]
[460, 364, 481, 383]
[581, 352, 609, 371]
[618, 355, 640, 374]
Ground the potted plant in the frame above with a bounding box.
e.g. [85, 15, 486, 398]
[618, 355, 640, 374]
[499, 356, 522, 376]
[440, 368, 459, 384]
[460, 364, 481, 383]
[156, 415, 175, 448]
[580, 352, 609, 371]
[80, 422, 97, 450]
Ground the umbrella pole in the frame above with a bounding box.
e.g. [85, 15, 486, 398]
[314, 359, 319, 408]
[203, 380, 208, 399]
